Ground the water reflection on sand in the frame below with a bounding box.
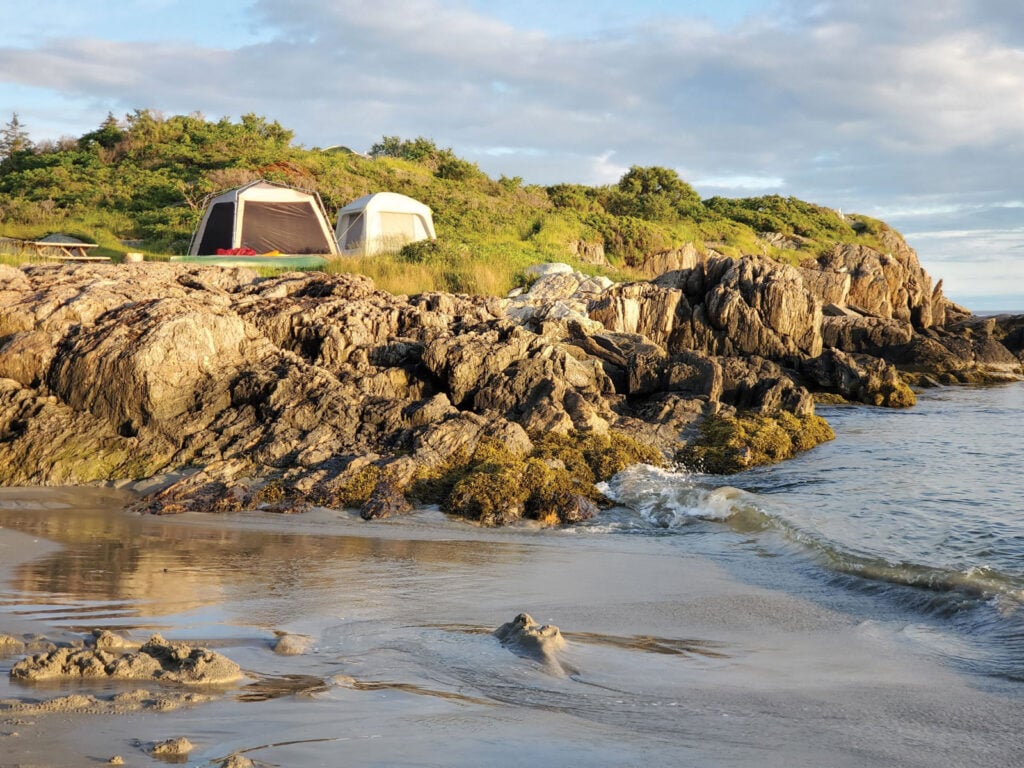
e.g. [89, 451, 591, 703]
[0, 487, 514, 633]
[1, 486, 1023, 768]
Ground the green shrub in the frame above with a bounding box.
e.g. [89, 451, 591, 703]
[0, 114, 901, 290]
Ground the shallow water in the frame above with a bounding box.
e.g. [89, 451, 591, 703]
[729, 384, 1024, 683]
[0, 386, 1023, 766]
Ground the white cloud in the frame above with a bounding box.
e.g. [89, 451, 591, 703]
[694, 174, 786, 192]
[588, 151, 629, 185]
[1, 0, 1023, 306]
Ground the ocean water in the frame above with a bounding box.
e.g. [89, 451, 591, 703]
[0, 383, 1023, 766]
[598, 382, 1024, 684]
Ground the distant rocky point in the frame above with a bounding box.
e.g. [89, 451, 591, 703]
[0, 232, 1020, 523]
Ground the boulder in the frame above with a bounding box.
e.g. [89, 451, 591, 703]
[524, 262, 575, 278]
[48, 295, 265, 441]
[801, 349, 916, 407]
[360, 477, 413, 520]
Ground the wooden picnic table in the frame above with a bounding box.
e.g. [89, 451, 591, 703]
[0, 237, 108, 261]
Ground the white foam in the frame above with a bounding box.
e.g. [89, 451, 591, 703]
[599, 465, 753, 528]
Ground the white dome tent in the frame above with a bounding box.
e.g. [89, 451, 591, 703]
[188, 181, 339, 256]
[335, 192, 436, 257]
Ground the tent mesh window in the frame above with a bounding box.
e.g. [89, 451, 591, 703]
[339, 213, 364, 250]
[196, 202, 236, 255]
[240, 201, 333, 254]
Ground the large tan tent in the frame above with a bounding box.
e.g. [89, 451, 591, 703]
[189, 181, 339, 256]
[334, 192, 436, 256]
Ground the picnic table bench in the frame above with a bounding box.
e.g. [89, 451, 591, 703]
[0, 237, 109, 261]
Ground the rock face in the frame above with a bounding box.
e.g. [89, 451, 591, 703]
[591, 256, 823, 361]
[0, 243, 1017, 514]
[803, 227, 942, 328]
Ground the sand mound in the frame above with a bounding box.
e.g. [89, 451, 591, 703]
[10, 633, 242, 686]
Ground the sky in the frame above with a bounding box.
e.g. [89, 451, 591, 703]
[1, 0, 1022, 309]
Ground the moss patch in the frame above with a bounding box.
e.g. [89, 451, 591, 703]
[812, 392, 850, 405]
[315, 465, 383, 509]
[411, 431, 663, 526]
[678, 411, 835, 474]
[530, 430, 666, 485]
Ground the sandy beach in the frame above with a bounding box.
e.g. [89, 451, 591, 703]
[0, 486, 1022, 767]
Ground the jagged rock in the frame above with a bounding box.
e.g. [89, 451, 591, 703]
[801, 349, 916, 407]
[821, 315, 914, 354]
[593, 255, 823, 360]
[422, 322, 533, 407]
[0, 378, 156, 485]
[636, 243, 703, 278]
[360, 477, 413, 520]
[471, 340, 615, 433]
[821, 302, 861, 318]
[890, 318, 1024, 383]
[1, 256, 1012, 523]
[49, 295, 266, 441]
[568, 239, 607, 265]
[719, 356, 816, 416]
[0, 330, 59, 388]
[990, 314, 1024, 357]
[664, 351, 724, 402]
[811, 230, 940, 329]
[798, 253, 854, 310]
[524, 271, 585, 301]
[577, 275, 613, 294]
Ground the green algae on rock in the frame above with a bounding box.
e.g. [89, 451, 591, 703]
[679, 411, 835, 475]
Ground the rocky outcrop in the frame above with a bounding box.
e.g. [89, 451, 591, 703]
[636, 243, 704, 277]
[591, 256, 823, 361]
[805, 226, 942, 329]
[0, 248, 1018, 516]
[888, 315, 1024, 385]
[801, 349, 916, 407]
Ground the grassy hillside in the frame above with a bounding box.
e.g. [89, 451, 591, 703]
[0, 110, 890, 295]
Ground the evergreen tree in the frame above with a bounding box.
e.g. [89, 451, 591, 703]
[78, 112, 124, 150]
[0, 112, 33, 159]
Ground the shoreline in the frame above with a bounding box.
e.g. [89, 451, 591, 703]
[1, 487, 1022, 766]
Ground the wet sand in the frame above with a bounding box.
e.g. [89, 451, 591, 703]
[0, 487, 1022, 767]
